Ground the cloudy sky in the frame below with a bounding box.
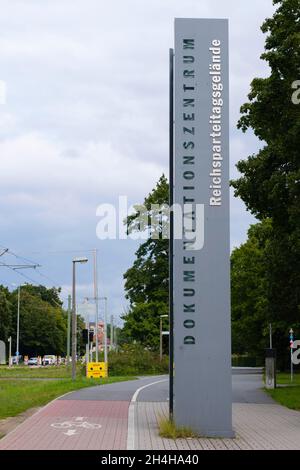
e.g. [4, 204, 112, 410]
[0, 0, 275, 324]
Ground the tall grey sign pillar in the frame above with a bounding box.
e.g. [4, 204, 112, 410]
[172, 18, 233, 437]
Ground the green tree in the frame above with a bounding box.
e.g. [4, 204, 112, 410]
[231, 0, 300, 366]
[0, 285, 12, 342]
[122, 175, 169, 349]
[10, 285, 67, 357]
[24, 285, 63, 308]
[231, 221, 271, 357]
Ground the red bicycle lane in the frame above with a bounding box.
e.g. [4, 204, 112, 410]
[0, 398, 129, 450]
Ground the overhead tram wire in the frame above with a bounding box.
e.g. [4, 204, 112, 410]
[3, 246, 95, 289]
[0, 245, 41, 285]
[0, 261, 39, 285]
[0, 244, 61, 288]
[0, 244, 90, 304]
[3, 248, 41, 267]
[16, 249, 96, 255]
[35, 268, 63, 288]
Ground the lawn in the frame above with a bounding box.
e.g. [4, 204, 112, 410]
[276, 371, 300, 385]
[0, 365, 82, 378]
[265, 372, 300, 411]
[0, 376, 135, 420]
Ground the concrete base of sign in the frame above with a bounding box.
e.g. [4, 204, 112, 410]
[174, 410, 235, 439]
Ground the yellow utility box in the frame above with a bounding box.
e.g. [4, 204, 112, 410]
[86, 362, 108, 378]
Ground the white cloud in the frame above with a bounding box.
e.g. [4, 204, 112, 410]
[0, 0, 276, 312]
[0, 132, 164, 198]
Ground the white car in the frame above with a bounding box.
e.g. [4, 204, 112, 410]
[28, 357, 38, 366]
[42, 355, 56, 366]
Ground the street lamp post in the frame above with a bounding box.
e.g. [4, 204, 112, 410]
[160, 315, 168, 361]
[94, 249, 99, 362]
[290, 328, 294, 383]
[67, 294, 71, 366]
[12, 283, 26, 365]
[8, 336, 12, 367]
[16, 286, 21, 364]
[72, 257, 88, 381]
[101, 297, 108, 364]
[110, 314, 114, 350]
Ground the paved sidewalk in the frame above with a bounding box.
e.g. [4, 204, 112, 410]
[135, 402, 300, 450]
[1, 375, 300, 450]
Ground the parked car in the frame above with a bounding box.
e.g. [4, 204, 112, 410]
[28, 357, 38, 366]
[42, 355, 56, 366]
[12, 355, 22, 364]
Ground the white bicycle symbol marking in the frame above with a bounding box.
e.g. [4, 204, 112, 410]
[51, 421, 102, 430]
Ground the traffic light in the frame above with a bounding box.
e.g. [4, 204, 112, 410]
[89, 331, 94, 343]
[82, 329, 88, 344]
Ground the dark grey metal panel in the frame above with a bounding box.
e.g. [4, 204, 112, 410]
[173, 18, 233, 437]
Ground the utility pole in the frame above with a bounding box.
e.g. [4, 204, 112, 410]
[67, 294, 71, 366]
[72, 262, 76, 380]
[94, 249, 99, 362]
[114, 326, 117, 350]
[16, 286, 20, 364]
[160, 316, 163, 361]
[103, 297, 108, 363]
[85, 319, 89, 372]
[72, 257, 88, 381]
[269, 323, 272, 349]
[11, 282, 33, 365]
[8, 336, 12, 367]
[87, 314, 90, 363]
[110, 314, 114, 350]
[290, 328, 294, 383]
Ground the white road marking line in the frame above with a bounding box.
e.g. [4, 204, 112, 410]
[127, 378, 167, 450]
[64, 429, 77, 436]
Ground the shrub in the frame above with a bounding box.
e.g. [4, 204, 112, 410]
[107, 344, 169, 376]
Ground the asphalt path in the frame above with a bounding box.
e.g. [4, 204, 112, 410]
[59, 375, 167, 402]
[60, 372, 274, 404]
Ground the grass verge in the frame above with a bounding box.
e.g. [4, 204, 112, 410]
[158, 416, 198, 439]
[0, 376, 135, 420]
[265, 372, 300, 411]
[275, 372, 300, 385]
[0, 365, 82, 378]
[266, 386, 300, 411]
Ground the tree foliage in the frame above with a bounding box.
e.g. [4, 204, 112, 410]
[0, 284, 86, 358]
[0, 286, 12, 342]
[231, 0, 300, 365]
[122, 175, 169, 349]
[232, 221, 271, 355]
